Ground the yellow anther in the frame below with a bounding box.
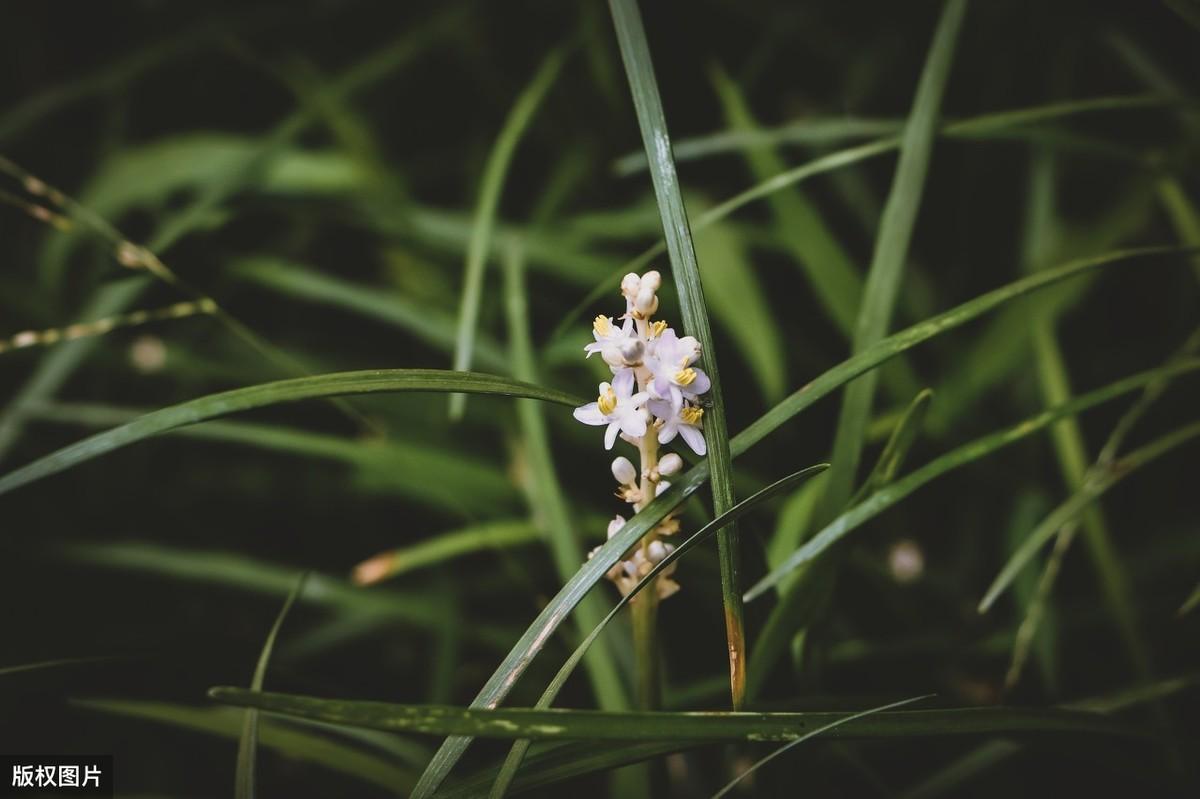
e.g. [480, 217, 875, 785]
[649, 320, 668, 338]
[593, 315, 612, 336]
[681, 406, 704, 425]
[597, 386, 618, 415]
[674, 367, 697, 386]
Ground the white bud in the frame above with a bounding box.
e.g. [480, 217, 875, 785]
[607, 515, 627, 539]
[611, 457, 637, 486]
[619, 338, 645, 364]
[655, 480, 671, 496]
[642, 270, 662, 291]
[621, 273, 641, 300]
[601, 347, 624, 368]
[657, 453, 682, 476]
[647, 540, 668, 564]
[635, 286, 658, 316]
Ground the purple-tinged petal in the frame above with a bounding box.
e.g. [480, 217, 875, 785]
[679, 424, 707, 456]
[657, 420, 678, 445]
[612, 367, 635, 397]
[688, 369, 711, 395]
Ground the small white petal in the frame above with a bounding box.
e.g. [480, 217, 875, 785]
[612, 368, 635, 397]
[604, 422, 621, 450]
[655, 480, 671, 496]
[619, 409, 647, 439]
[679, 424, 707, 456]
[573, 404, 606, 425]
[607, 515, 627, 539]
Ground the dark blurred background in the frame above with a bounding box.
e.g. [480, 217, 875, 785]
[1, 1, 1198, 796]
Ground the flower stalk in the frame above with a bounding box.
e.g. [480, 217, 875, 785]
[574, 270, 711, 708]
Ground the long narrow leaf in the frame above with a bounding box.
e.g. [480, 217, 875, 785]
[608, 0, 746, 710]
[711, 695, 933, 799]
[209, 688, 1154, 742]
[745, 360, 1200, 600]
[236, 573, 307, 799]
[503, 240, 630, 711]
[979, 420, 1200, 611]
[377, 245, 1191, 796]
[0, 369, 581, 497]
[490, 466, 828, 797]
[450, 48, 565, 417]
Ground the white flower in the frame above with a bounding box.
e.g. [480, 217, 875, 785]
[584, 314, 637, 368]
[607, 515, 627, 539]
[647, 328, 710, 409]
[650, 398, 707, 456]
[573, 368, 650, 449]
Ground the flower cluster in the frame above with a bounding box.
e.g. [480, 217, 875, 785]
[573, 270, 712, 601]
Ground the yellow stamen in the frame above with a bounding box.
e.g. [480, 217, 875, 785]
[681, 406, 704, 425]
[593, 315, 612, 336]
[597, 386, 618, 415]
[649, 320, 668, 338]
[674, 367, 697, 386]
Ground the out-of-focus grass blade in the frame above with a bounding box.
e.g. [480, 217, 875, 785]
[551, 95, 1177, 344]
[1004, 494, 1058, 694]
[25, 400, 518, 515]
[352, 521, 540, 585]
[1179, 583, 1200, 616]
[0, 17, 457, 463]
[979, 421, 1200, 612]
[745, 361, 1200, 600]
[614, 94, 1172, 173]
[708, 64, 865, 342]
[450, 48, 566, 418]
[751, 0, 966, 691]
[64, 542, 514, 649]
[210, 688, 1155, 742]
[503, 241, 629, 713]
[690, 204, 787, 402]
[0, 369, 581, 497]
[711, 695, 933, 799]
[1021, 147, 1152, 681]
[608, 0, 747, 710]
[76, 699, 414, 793]
[851, 388, 933, 503]
[925, 179, 1155, 437]
[237, 573, 307, 799]
[0, 277, 148, 462]
[405, 243, 1192, 798]
[898, 675, 1199, 799]
[230, 257, 508, 372]
[818, 0, 966, 526]
[0, 656, 121, 678]
[490, 466, 828, 798]
[443, 741, 689, 799]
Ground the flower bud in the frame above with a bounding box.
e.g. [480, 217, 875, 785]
[621, 273, 641, 301]
[619, 338, 645, 365]
[647, 540, 668, 564]
[641, 270, 662, 291]
[601, 347, 625, 368]
[611, 457, 637, 486]
[635, 286, 658, 316]
[607, 514, 627, 539]
[657, 453, 683, 476]
[655, 480, 671, 496]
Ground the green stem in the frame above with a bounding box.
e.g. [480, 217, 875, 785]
[632, 380, 662, 710]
